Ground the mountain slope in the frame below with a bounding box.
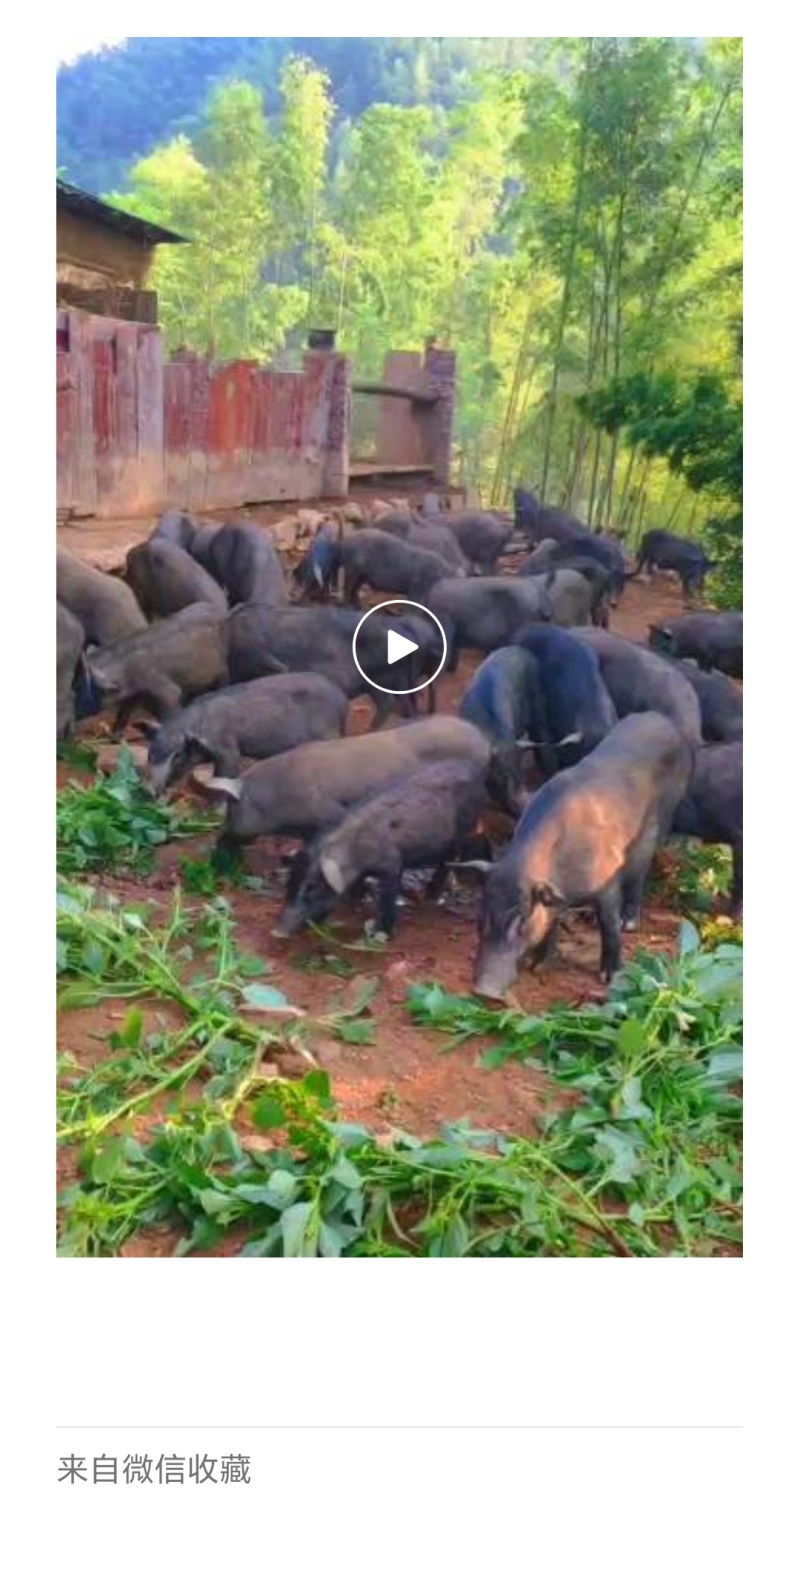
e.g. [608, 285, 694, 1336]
[56, 36, 537, 193]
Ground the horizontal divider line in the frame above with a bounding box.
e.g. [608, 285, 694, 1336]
[56, 1424, 743, 1431]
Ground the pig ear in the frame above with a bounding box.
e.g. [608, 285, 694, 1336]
[184, 732, 214, 759]
[319, 853, 347, 895]
[516, 732, 583, 750]
[200, 774, 242, 800]
[659, 626, 673, 640]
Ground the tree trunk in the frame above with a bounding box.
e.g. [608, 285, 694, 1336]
[587, 430, 604, 529]
[337, 249, 349, 335]
[598, 189, 627, 524]
[635, 460, 653, 544]
[565, 230, 602, 513]
[565, 425, 588, 513]
[559, 414, 577, 505]
[587, 256, 612, 526]
[539, 37, 595, 501]
[615, 443, 640, 528]
[491, 299, 534, 505]
[666, 489, 687, 530]
[644, 79, 735, 327]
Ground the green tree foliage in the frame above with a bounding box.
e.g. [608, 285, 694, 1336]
[578, 372, 742, 502]
[57, 37, 274, 191]
[110, 81, 305, 360]
[62, 37, 741, 588]
[270, 57, 335, 317]
[330, 104, 439, 365]
[497, 36, 742, 546]
[577, 367, 743, 603]
[106, 137, 212, 349]
[57, 36, 544, 192]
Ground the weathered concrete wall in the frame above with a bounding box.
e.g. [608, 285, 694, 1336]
[56, 309, 455, 519]
[422, 344, 456, 487]
[57, 310, 165, 518]
[163, 351, 349, 511]
[319, 352, 352, 497]
[375, 352, 432, 469]
[57, 311, 353, 519]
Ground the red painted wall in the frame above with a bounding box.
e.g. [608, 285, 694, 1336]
[56, 312, 452, 520]
[57, 311, 350, 519]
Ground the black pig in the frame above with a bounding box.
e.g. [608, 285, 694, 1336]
[276, 758, 488, 937]
[144, 673, 348, 794]
[672, 742, 742, 917]
[471, 712, 692, 998]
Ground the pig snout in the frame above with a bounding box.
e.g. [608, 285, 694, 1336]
[272, 902, 305, 938]
[144, 759, 171, 797]
[472, 946, 519, 1003]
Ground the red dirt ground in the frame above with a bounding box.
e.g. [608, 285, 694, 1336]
[57, 517, 711, 1253]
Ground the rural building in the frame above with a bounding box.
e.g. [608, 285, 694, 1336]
[57, 179, 187, 324]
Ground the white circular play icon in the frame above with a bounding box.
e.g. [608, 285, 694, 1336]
[386, 627, 419, 666]
[351, 600, 449, 697]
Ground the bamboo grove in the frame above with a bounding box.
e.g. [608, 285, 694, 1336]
[97, 38, 742, 561]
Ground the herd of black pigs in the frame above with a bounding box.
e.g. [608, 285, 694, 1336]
[57, 488, 742, 1002]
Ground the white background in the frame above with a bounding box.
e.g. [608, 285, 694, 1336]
[51, 1426, 745, 1589]
[3, 4, 788, 1586]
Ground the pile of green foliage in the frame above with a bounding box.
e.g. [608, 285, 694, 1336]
[57, 748, 216, 875]
[57, 883, 378, 1151]
[57, 885, 742, 1258]
[652, 839, 735, 918]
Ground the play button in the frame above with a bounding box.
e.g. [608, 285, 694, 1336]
[351, 599, 448, 697]
[387, 628, 419, 666]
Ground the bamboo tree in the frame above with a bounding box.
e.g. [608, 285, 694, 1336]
[666, 487, 688, 529]
[538, 37, 595, 502]
[643, 74, 738, 330]
[634, 459, 653, 545]
[586, 238, 612, 526]
[564, 222, 602, 512]
[615, 442, 640, 528]
[491, 297, 535, 504]
[597, 190, 627, 524]
[105, 38, 740, 508]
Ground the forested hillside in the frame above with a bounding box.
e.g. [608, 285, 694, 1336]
[56, 36, 742, 580]
[57, 37, 541, 194]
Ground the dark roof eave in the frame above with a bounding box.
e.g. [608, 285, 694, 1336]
[56, 179, 189, 246]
